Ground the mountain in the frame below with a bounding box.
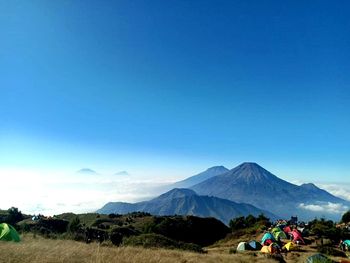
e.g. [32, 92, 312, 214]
[76, 168, 98, 175]
[171, 166, 229, 189]
[114, 171, 129, 176]
[97, 188, 276, 224]
[191, 162, 349, 221]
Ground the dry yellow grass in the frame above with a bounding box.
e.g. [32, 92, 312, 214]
[2, 234, 346, 263]
[0, 235, 281, 263]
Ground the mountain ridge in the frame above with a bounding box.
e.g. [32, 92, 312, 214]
[97, 188, 277, 224]
[190, 162, 348, 221]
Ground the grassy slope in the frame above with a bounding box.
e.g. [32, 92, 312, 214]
[2, 234, 349, 263]
[0, 234, 280, 263]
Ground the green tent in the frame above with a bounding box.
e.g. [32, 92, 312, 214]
[0, 223, 20, 242]
[271, 227, 287, 240]
[343, 239, 350, 248]
[306, 253, 334, 263]
[273, 230, 287, 240]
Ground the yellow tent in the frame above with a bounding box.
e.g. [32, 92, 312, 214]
[261, 245, 270, 253]
[283, 241, 297, 251]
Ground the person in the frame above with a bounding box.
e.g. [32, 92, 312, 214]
[339, 240, 346, 251]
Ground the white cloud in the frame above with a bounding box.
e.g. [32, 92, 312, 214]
[291, 179, 350, 202]
[316, 183, 350, 201]
[298, 202, 349, 214]
[0, 168, 174, 216]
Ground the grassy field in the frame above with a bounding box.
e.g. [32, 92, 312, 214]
[0, 234, 288, 263]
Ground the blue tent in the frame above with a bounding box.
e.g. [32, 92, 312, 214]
[248, 240, 262, 250]
[261, 232, 276, 244]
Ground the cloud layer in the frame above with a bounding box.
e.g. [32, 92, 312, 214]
[298, 202, 349, 214]
[317, 183, 350, 201]
[0, 170, 174, 215]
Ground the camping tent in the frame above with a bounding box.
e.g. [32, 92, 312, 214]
[0, 223, 20, 242]
[343, 240, 350, 249]
[261, 232, 276, 245]
[283, 226, 292, 235]
[236, 241, 253, 251]
[261, 245, 270, 253]
[260, 243, 280, 254]
[282, 241, 297, 251]
[291, 229, 305, 244]
[272, 227, 287, 240]
[306, 253, 334, 263]
[248, 240, 262, 250]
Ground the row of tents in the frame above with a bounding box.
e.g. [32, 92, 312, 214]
[261, 227, 305, 245]
[236, 225, 307, 256]
[0, 223, 20, 242]
[237, 240, 298, 253]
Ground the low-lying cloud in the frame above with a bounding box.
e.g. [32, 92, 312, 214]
[298, 202, 349, 214]
[0, 170, 175, 216]
[316, 183, 350, 202]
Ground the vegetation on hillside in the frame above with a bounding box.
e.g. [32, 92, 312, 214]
[3, 208, 229, 252]
[229, 213, 271, 237]
[2, 207, 350, 262]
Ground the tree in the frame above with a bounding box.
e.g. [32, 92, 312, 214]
[69, 216, 81, 232]
[342, 210, 350, 223]
[229, 216, 246, 231]
[6, 207, 23, 225]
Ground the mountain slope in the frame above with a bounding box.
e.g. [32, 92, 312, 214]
[190, 162, 348, 221]
[171, 166, 229, 189]
[97, 188, 276, 224]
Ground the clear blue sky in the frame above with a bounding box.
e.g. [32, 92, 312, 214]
[1, 0, 349, 181]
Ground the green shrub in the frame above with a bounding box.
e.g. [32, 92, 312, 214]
[110, 226, 139, 246]
[123, 233, 203, 253]
[69, 216, 81, 232]
[317, 246, 347, 257]
[146, 216, 229, 247]
[342, 210, 350, 223]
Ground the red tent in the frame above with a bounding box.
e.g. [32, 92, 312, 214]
[263, 239, 274, 246]
[283, 226, 292, 235]
[291, 229, 305, 244]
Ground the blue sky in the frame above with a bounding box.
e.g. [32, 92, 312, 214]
[1, 0, 350, 184]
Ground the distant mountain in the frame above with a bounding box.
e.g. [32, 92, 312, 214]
[76, 168, 98, 175]
[191, 162, 349, 221]
[171, 166, 229, 189]
[97, 188, 276, 224]
[114, 171, 129, 176]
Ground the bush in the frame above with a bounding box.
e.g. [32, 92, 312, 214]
[36, 218, 69, 234]
[342, 211, 350, 223]
[5, 207, 23, 225]
[317, 246, 347, 257]
[123, 233, 203, 253]
[146, 216, 229, 247]
[309, 218, 341, 241]
[110, 227, 139, 246]
[69, 216, 81, 232]
[229, 214, 271, 234]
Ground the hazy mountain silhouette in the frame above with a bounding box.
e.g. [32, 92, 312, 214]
[190, 162, 348, 220]
[171, 166, 229, 189]
[97, 188, 276, 224]
[114, 171, 129, 176]
[76, 168, 98, 175]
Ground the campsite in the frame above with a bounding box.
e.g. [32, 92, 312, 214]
[1, 207, 350, 262]
[2, 1, 350, 263]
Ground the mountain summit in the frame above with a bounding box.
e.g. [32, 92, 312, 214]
[191, 162, 348, 220]
[223, 162, 281, 183]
